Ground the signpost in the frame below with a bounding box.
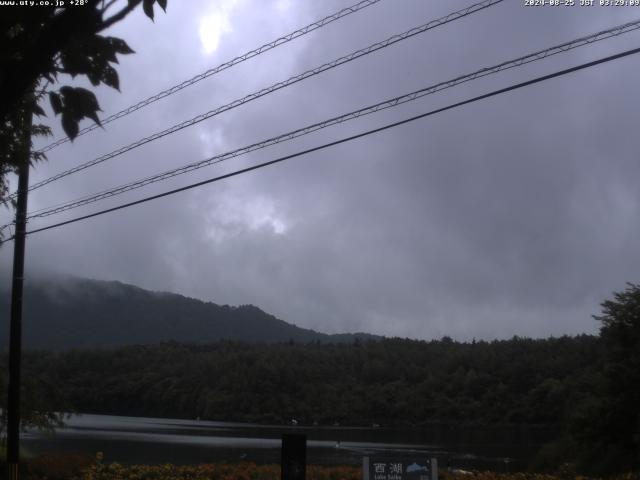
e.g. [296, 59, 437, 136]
[281, 433, 306, 480]
[363, 457, 438, 480]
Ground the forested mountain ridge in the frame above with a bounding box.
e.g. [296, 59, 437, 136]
[1, 277, 636, 475]
[16, 335, 602, 427]
[0, 276, 377, 349]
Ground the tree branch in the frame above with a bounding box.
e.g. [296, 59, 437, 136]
[100, 0, 120, 16]
[100, 0, 142, 31]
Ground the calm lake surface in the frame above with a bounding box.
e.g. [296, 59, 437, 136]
[23, 414, 555, 471]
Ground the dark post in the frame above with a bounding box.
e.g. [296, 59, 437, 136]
[281, 433, 306, 480]
[6, 106, 32, 480]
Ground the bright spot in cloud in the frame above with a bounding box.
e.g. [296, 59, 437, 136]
[201, 193, 289, 242]
[198, 1, 237, 54]
[245, 198, 288, 235]
[198, 128, 225, 157]
[275, 0, 292, 12]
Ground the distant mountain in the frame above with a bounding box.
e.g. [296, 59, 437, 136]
[0, 276, 379, 350]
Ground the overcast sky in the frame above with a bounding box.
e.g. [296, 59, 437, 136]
[2, 0, 640, 340]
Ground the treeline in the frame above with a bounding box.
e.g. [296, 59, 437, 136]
[16, 335, 602, 427]
[5, 282, 639, 475]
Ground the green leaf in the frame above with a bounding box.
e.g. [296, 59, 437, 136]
[87, 70, 101, 86]
[107, 37, 135, 55]
[59, 45, 93, 77]
[101, 64, 120, 91]
[31, 151, 47, 162]
[143, 0, 154, 20]
[59, 87, 102, 127]
[85, 109, 102, 126]
[32, 103, 46, 117]
[49, 92, 63, 115]
[31, 124, 52, 138]
[99, 41, 119, 63]
[59, 86, 81, 118]
[61, 112, 79, 140]
[71, 87, 102, 125]
[58, 86, 75, 96]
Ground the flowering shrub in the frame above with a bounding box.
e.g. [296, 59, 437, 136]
[24, 458, 638, 480]
[441, 473, 640, 480]
[27, 452, 95, 480]
[27, 461, 360, 480]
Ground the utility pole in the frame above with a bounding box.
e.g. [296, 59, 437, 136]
[6, 103, 33, 480]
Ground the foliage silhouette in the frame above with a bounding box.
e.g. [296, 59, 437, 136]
[0, 0, 168, 207]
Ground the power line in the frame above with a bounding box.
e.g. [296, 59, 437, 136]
[22, 18, 640, 221]
[19, 0, 503, 196]
[2, 45, 636, 245]
[36, 0, 386, 154]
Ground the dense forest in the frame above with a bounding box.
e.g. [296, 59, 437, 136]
[1, 282, 638, 474]
[12, 336, 601, 426]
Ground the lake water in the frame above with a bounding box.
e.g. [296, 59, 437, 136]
[23, 414, 555, 471]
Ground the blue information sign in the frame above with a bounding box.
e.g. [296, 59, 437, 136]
[363, 457, 437, 480]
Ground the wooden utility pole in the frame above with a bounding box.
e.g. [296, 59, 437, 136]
[6, 104, 33, 480]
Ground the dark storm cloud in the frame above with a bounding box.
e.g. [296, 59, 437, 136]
[2, 0, 640, 340]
